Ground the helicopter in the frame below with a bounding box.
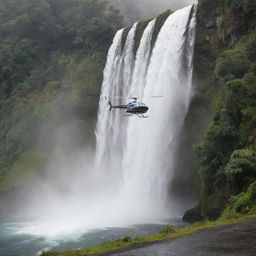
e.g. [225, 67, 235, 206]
[108, 96, 163, 118]
[109, 97, 149, 118]
[85, 94, 162, 118]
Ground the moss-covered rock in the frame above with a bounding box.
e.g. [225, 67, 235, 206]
[133, 19, 152, 55]
[151, 10, 172, 52]
[183, 205, 203, 223]
[121, 9, 172, 56]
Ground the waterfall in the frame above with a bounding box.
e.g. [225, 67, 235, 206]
[95, 5, 197, 221]
[15, 5, 197, 240]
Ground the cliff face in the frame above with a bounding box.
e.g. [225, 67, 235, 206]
[182, 0, 256, 222]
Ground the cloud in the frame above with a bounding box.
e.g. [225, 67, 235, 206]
[109, 0, 197, 23]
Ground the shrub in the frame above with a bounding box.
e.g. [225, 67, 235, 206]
[121, 236, 132, 243]
[159, 225, 176, 234]
[243, 0, 256, 13]
[222, 181, 256, 218]
[215, 49, 251, 81]
[227, 0, 256, 14]
[225, 149, 256, 193]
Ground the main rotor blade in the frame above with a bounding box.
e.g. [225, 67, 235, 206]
[110, 96, 128, 99]
[84, 95, 127, 101]
[150, 96, 164, 98]
[83, 94, 100, 98]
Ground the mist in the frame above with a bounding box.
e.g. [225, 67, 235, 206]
[13, 94, 172, 238]
[109, 0, 197, 23]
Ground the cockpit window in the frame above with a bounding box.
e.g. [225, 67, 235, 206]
[128, 101, 146, 108]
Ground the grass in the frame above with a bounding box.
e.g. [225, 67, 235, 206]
[41, 213, 256, 256]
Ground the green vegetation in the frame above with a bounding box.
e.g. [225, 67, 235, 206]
[42, 213, 256, 256]
[197, 32, 256, 220]
[0, 0, 173, 196]
[222, 181, 256, 218]
[184, 0, 256, 221]
[0, 0, 123, 192]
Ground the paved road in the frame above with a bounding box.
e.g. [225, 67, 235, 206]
[110, 220, 256, 256]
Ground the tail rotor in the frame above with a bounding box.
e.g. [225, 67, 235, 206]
[108, 101, 113, 111]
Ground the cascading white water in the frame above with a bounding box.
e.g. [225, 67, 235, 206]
[95, 23, 138, 170]
[129, 19, 156, 97]
[96, 5, 197, 221]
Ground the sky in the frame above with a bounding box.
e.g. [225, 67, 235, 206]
[110, 0, 197, 23]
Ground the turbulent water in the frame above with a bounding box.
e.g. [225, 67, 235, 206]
[0, 5, 197, 256]
[0, 220, 186, 256]
[95, 5, 197, 221]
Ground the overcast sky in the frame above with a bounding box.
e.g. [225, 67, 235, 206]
[110, 0, 197, 23]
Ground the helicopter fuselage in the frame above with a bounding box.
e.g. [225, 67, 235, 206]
[109, 100, 149, 116]
[126, 102, 149, 114]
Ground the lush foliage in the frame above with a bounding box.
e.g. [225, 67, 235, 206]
[222, 181, 256, 218]
[227, 0, 256, 14]
[0, 0, 123, 191]
[192, 0, 256, 220]
[225, 149, 256, 193]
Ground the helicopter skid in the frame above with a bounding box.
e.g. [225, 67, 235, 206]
[138, 114, 149, 118]
[124, 113, 148, 118]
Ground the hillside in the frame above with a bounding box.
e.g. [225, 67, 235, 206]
[0, 0, 123, 216]
[183, 0, 256, 221]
